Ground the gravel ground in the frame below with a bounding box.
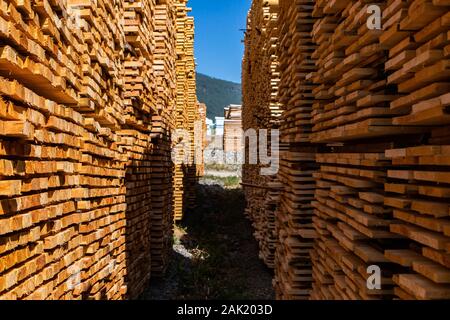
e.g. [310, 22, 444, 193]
[141, 180, 274, 300]
[204, 170, 241, 178]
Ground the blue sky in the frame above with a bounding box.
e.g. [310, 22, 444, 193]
[189, 0, 251, 84]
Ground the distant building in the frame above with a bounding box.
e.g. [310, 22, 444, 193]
[206, 118, 214, 136]
[223, 104, 243, 153]
[215, 117, 225, 136]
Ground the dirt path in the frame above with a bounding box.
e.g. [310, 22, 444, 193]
[141, 181, 274, 300]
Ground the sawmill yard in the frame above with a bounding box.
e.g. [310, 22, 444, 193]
[1, 0, 450, 303]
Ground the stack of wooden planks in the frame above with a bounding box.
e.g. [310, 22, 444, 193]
[173, 1, 188, 222]
[242, 0, 283, 269]
[380, 0, 450, 129]
[311, 145, 399, 300]
[172, 0, 202, 221]
[121, 0, 159, 298]
[149, 0, 177, 278]
[196, 102, 207, 177]
[384, 145, 450, 300]
[0, 0, 202, 300]
[183, 14, 200, 213]
[223, 104, 243, 154]
[309, 0, 396, 300]
[310, 1, 427, 144]
[273, 0, 318, 300]
[309, 0, 450, 300]
[243, 0, 450, 300]
[379, 0, 450, 300]
[0, 0, 129, 300]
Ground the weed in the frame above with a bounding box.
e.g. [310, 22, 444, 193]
[201, 175, 241, 188]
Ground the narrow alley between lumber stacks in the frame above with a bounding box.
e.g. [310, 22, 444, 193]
[141, 168, 274, 300]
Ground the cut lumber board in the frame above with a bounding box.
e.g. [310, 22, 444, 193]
[242, 0, 282, 270]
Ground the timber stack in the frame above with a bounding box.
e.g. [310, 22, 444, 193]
[379, 0, 450, 300]
[121, 0, 159, 298]
[309, 0, 400, 300]
[0, 0, 203, 300]
[173, 0, 201, 221]
[309, 0, 450, 300]
[183, 14, 200, 214]
[243, 0, 450, 300]
[150, 0, 176, 277]
[196, 102, 207, 177]
[273, 0, 318, 300]
[242, 0, 283, 269]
